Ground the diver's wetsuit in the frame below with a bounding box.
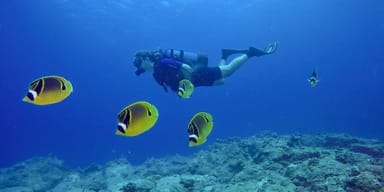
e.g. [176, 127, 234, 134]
[191, 67, 222, 86]
[153, 57, 222, 93]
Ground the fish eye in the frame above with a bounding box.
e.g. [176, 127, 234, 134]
[124, 111, 130, 125]
[188, 123, 199, 136]
[118, 111, 125, 121]
[29, 80, 39, 89]
[30, 79, 43, 95]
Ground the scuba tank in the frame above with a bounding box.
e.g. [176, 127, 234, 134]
[163, 49, 208, 68]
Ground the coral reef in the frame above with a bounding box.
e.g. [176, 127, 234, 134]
[1, 133, 383, 192]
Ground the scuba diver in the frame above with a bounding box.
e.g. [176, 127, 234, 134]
[133, 42, 278, 98]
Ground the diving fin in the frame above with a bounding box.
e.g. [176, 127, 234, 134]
[247, 41, 278, 58]
[264, 41, 278, 54]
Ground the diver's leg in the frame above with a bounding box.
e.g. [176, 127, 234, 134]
[219, 42, 278, 78]
[221, 49, 248, 60]
[220, 48, 248, 66]
[219, 54, 248, 78]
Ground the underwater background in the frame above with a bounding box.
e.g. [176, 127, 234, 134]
[0, 0, 383, 169]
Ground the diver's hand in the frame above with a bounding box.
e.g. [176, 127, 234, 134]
[182, 63, 193, 73]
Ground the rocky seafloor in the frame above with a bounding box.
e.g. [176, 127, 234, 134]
[1, 133, 384, 192]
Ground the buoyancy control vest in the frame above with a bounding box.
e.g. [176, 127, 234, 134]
[153, 58, 185, 93]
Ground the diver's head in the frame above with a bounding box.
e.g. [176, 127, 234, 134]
[134, 50, 163, 76]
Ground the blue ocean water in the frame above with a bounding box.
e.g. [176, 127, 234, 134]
[0, 0, 383, 168]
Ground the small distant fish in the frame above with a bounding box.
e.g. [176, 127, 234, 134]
[308, 66, 320, 87]
[188, 112, 213, 147]
[178, 79, 194, 99]
[22, 75, 73, 105]
[116, 101, 159, 137]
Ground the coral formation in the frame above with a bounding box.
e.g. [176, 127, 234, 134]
[1, 133, 383, 192]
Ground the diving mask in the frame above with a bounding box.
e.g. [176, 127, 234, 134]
[134, 51, 150, 76]
[134, 57, 145, 76]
